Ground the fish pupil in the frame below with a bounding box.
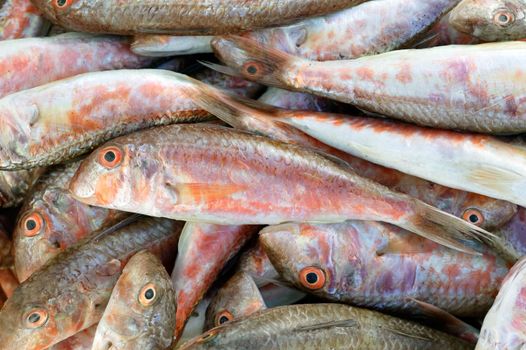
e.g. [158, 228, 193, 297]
[499, 14, 509, 22]
[28, 313, 40, 323]
[469, 214, 479, 223]
[25, 219, 36, 231]
[219, 315, 229, 324]
[247, 65, 257, 75]
[104, 151, 116, 163]
[306, 272, 318, 284]
[56, 0, 66, 6]
[144, 288, 154, 300]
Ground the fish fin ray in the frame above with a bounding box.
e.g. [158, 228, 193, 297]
[468, 165, 524, 192]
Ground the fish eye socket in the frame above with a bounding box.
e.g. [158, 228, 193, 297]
[22, 212, 45, 237]
[98, 146, 123, 169]
[24, 309, 49, 328]
[138, 283, 157, 306]
[299, 266, 326, 290]
[494, 10, 515, 26]
[215, 310, 234, 326]
[462, 208, 484, 226]
[242, 61, 263, 77]
[53, 0, 72, 8]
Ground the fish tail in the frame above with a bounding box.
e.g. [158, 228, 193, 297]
[208, 35, 301, 88]
[399, 200, 496, 255]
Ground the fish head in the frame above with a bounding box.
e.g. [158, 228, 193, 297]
[204, 272, 266, 330]
[0, 278, 94, 349]
[238, 241, 280, 285]
[259, 223, 361, 300]
[91, 250, 176, 350]
[450, 0, 526, 41]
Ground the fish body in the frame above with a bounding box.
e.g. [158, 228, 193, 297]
[31, 0, 366, 35]
[422, 12, 480, 47]
[13, 160, 127, 282]
[259, 88, 338, 112]
[172, 223, 257, 338]
[177, 303, 472, 349]
[0, 33, 151, 99]
[131, 35, 213, 57]
[0, 216, 183, 349]
[0, 69, 210, 170]
[260, 221, 509, 317]
[50, 325, 97, 350]
[450, 0, 526, 42]
[213, 37, 526, 134]
[205, 272, 266, 330]
[69, 122, 493, 254]
[494, 206, 526, 261]
[92, 251, 176, 350]
[0, 0, 48, 40]
[477, 257, 526, 349]
[0, 168, 44, 208]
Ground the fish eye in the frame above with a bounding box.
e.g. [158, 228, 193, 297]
[138, 283, 157, 306]
[23, 308, 49, 328]
[53, 0, 73, 8]
[493, 10, 515, 26]
[242, 61, 263, 78]
[462, 208, 484, 226]
[215, 310, 234, 326]
[22, 212, 45, 237]
[299, 266, 326, 290]
[98, 146, 123, 169]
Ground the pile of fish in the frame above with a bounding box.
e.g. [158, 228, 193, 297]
[1, 0, 526, 348]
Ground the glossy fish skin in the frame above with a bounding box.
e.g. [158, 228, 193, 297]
[212, 38, 526, 134]
[177, 303, 471, 350]
[0, 33, 151, 100]
[0, 168, 44, 208]
[193, 69, 263, 100]
[259, 88, 338, 112]
[0, 69, 211, 170]
[0, 216, 183, 350]
[477, 257, 526, 349]
[50, 325, 97, 350]
[422, 12, 480, 47]
[450, 0, 526, 42]
[172, 223, 258, 338]
[177, 297, 210, 346]
[13, 160, 128, 282]
[493, 206, 526, 262]
[70, 122, 494, 254]
[92, 251, 176, 350]
[32, 0, 366, 35]
[191, 82, 517, 230]
[205, 272, 266, 331]
[260, 221, 509, 317]
[131, 35, 213, 57]
[0, 0, 48, 40]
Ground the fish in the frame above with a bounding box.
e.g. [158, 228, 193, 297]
[0, 168, 45, 208]
[172, 223, 258, 338]
[0, 268, 19, 298]
[50, 325, 97, 350]
[13, 159, 128, 282]
[210, 37, 526, 134]
[0, 33, 151, 99]
[205, 272, 266, 330]
[0, 217, 13, 269]
[493, 206, 526, 262]
[259, 88, 340, 112]
[0, 69, 212, 170]
[450, 0, 526, 42]
[177, 297, 210, 347]
[132, 35, 214, 57]
[132, 0, 460, 60]
[177, 303, 472, 349]
[420, 12, 480, 47]
[31, 0, 367, 36]
[477, 257, 526, 349]
[0, 216, 183, 349]
[0, 0, 48, 40]
[260, 221, 510, 317]
[69, 122, 495, 254]
[189, 79, 517, 230]
[92, 251, 176, 350]
[193, 69, 263, 99]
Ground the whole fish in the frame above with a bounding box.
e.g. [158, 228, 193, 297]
[0, 69, 211, 170]
[205, 272, 266, 330]
[132, 35, 214, 57]
[0, 168, 45, 208]
[190, 80, 517, 230]
[0, 33, 151, 99]
[0, 216, 183, 349]
[0, 0, 48, 40]
[13, 160, 127, 282]
[211, 37, 526, 134]
[177, 303, 471, 350]
[69, 122, 494, 254]
[92, 251, 176, 350]
[50, 325, 97, 350]
[172, 223, 257, 338]
[31, 0, 366, 35]
[477, 257, 526, 349]
[450, 0, 526, 42]
[260, 221, 509, 317]
[421, 12, 480, 47]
